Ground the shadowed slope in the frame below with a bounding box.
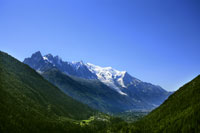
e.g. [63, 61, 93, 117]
[125, 75, 200, 133]
[0, 51, 95, 133]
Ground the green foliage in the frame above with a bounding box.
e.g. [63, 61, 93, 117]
[122, 75, 200, 133]
[0, 51, 96, 132]
[79, 113, 128, 133]
[115, 111, 149, 122]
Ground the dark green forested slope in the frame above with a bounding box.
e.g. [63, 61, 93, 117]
[0, 51, 95, 133]
[123, 75, 200, 133]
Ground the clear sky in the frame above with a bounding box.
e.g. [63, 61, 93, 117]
[0, 0, 200, 91]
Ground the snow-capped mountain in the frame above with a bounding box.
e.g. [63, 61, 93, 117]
[24, 51, 142, 95]
[24, 51, 97, 79]
[86, 63, 141, 95]
[24, 51, 172, 110]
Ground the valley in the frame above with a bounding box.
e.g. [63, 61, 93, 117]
[1, 1, 199, 132]
[0, 51, 199, 133]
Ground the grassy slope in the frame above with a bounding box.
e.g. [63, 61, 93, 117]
[0, 51, 95, 133]
[124, 75, 200, 133]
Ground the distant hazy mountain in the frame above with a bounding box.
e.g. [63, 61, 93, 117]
[125, 75, 200, 133]
[24, 51, 172, 112]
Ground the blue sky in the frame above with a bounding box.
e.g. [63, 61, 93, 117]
[0, 0, 200, 91]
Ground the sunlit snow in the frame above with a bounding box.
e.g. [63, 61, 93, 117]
[86, 63, 127, 96]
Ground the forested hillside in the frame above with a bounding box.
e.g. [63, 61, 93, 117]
[121, 75, 200, 133]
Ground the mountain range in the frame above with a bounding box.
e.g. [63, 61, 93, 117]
[23, 51, 172, 113]
[1, 50, 199, 132]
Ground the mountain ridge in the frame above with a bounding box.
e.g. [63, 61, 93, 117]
[23, 51, 172, 112]
[24, 51, 169, 93]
